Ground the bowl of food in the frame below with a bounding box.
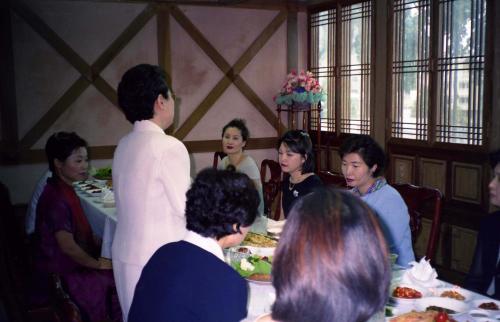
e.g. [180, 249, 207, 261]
[390, 284, 427, 305]
[433, 286, 474, 301]
[414, 296, 469, 315]
[472, 299, 500, 311]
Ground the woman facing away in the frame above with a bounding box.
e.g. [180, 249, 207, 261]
[256, 187, 391, 322]
[218, 118, 264, 216]
[32, 132, 121, 322]
[278, 130, 322, 218]
[465, 149, 500, 300]
[339, 134, 415, 267]
[128, 168, 260, 322]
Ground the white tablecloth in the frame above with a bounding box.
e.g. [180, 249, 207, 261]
[242, 267, 499, 322]
[76, 196, 496, 322]
[77, 190, 116, 259]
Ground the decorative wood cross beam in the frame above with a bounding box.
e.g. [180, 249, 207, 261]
[11, 1, 157, 152]
[168, 5, 287, 140]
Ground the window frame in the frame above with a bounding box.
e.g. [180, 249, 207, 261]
[386, 0, 493, 152]
[308, 0, 375, 138]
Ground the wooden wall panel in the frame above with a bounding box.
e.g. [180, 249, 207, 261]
[414, 218, 447, 266]
[420, 158, 446, 194]
[392, 154, 415, 184]
[452, 162, 482, 204]
[318, 145, 328, 170]
[451, 226, 477, 273]
[328, 148, 341, 173]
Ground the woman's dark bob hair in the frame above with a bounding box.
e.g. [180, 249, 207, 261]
[271, 187, 391, 322]
[222, 118, 250, 142]
[185, 168, 259, 240]
[278, 130, 315, 174]
[338, 134, 386, 177]
[45, 132, 88, 173]
[117, 64, 171, 124]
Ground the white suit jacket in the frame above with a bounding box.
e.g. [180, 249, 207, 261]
[112, 120, 191, 265]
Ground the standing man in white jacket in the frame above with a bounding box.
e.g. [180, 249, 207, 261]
[112, 64, 191, 320]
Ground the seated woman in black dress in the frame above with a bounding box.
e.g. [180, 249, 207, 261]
[256, 187, 391, 322]
[465, 149, 500, 300]
[278, 130, 322, 218]
[128, 168, 260, 322]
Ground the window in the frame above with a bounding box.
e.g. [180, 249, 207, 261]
[391, 0, 486, 145]
[310, 1, 372, 134]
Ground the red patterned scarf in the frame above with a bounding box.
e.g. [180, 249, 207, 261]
[56, 179, 98, 256]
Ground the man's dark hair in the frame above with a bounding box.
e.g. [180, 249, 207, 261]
[117, 64, 170, 124]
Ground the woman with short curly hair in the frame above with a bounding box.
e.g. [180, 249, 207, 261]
[129, 168, 260, 322]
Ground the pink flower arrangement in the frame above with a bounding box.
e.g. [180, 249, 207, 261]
[275, 70, 325, 106]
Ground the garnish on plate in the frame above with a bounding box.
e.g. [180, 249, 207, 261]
[392, 286, 423, 299]
[232, 254, 272, 281]
[93, 166, 112, 180]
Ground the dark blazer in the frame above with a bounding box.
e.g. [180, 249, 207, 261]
[464, 211, 500, 300]
[128, 240, 248, 322]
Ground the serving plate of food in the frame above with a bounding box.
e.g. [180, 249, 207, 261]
[93, 166, 112, 180]
[390, 284, 427, 305]
[472, 299, 500, 311]
[389, 310, 457, 322]
[433, 287, 474, 302]
[414, 297, 469, 315]
[228, 246, 272, 284]
[241, 232, 277, 249]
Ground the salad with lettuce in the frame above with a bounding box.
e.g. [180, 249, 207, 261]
[93, 166, 112, 180]
[232, 255, 272, 279]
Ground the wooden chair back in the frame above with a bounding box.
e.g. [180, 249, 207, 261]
[0, 182, 83, 322]
[260, 159, 282, 220]
[212, 151, 227, 169]
[391, 183, 443, 262]
[317, 170, 348, 188]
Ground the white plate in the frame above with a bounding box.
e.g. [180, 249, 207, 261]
[244, 245, 275, 257]
[474, 318, 498, 322]
[432, 286, 475, 302]
[86, 189, 103, 197]
[414, 296, 470, 315]
[472, 299, 500, 311]
[469, 309, 492, 318]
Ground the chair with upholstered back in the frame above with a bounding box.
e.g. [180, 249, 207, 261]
[260, 159, 282, 220]
[391, 183, 443, 263]
[317, 171, 348, 189]
[0, 182, 83, 322]
[212, 151, 227, 169]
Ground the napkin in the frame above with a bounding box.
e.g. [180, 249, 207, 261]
[266, 219, 285, 236]
[401, 256, 440, 288]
